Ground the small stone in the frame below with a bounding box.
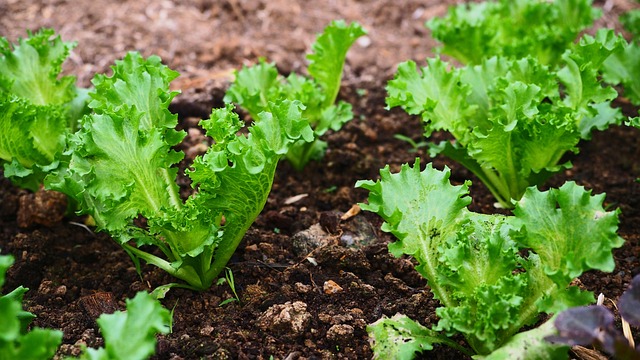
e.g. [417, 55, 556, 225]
[318, 313, 333, 323]
[357, 36, 371, 48]
[332, 313, 353, 324]
[54, 285, 67, 296]
[323, 280, 343, 295]
[200, 325, 214, 336]
[326, 324, 354, 341]
[257, 301, 311, 336]
[294, 282, 312, 294]
[244, 244, 258, 251]
[338, 216, 377, 248]
[291, 223, 330, 256]
[38, 280, 54, 295]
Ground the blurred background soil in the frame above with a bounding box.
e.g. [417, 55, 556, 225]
[1, 1, 640, 359]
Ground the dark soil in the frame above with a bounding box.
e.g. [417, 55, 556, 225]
[1, 1, 640, 359]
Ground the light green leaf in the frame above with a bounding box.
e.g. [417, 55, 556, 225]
[224, 21, 363, 170]
[427, 0, 600, 66]
[356, 160, 470, 272]
[223, 59, 281, 119]
[307, 20, 366, 107]
[475, 318, 568, 360]
[511, 182, 624, 285]
[387, 48, 618, 207]
[368, 315, 439, 359]
[0, 29, 88, 190]
[0, 253, 62, 360]
[558, 29, 624, 115]
[188, 100, 313, 283]
[51, 52, 314, 290]
[80, 292, 170, 360]
[0, 254, 12, 289]
[434, 214, 533, 354]
[603, 38, 640, 106]
[386, 58, 475, 141]
[0, 28, 76, 106]
[3, 328, 63, 360]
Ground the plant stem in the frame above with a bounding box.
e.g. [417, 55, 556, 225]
[121, 243, 205, 290]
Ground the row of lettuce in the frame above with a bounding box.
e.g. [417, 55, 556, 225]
[1, 0, 640, 358]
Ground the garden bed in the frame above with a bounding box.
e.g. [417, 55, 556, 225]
[1, 0, 639, 358]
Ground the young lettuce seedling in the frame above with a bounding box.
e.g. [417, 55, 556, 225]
[224, 20, 366, 170]
[356, 160, 624, 358]
[1, 251, 169, 360]
[74, 291, 171, 360]
[427, 0, 600, 66]
[387, 30, 624, 208]
[47, 52, 314, 291]
[0, 29, 89, 191]
[0, 252, 63, 359]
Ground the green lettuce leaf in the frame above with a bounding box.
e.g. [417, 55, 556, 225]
[224, 21, 365, 170]
[0, 29, 89, 190]
[510, 182, 624, 286]
[622, 7, 640, 41]
[386, 31, 623, 208]
[602, 28, 640, 106]
[476, 318, 568, 360]
[307, 20, 367, 108]
[48, 52, 313, 290]
[357, 161, 622, 356]
[77, 292, 170, 360]
[558, 30, 623, 117]
[368, 314, 473, 359]
[427, 0, 600, 66]
[0, 252, 63, 360]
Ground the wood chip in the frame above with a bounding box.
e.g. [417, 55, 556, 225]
[79, 292, 118, 322]
[284, 193, 308, 205]
[340, 204, 361, 221]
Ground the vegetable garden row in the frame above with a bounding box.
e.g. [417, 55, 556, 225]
[2, 0, 640, 358]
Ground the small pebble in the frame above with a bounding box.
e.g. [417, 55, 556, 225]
[323, 280, 343, 294]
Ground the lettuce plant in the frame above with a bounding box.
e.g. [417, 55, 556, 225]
[603, 7, 640, 106]
[387, 30, 623, 208]
[224, 20, 366, 170]
[47, 52, 313, 291]
[74, 291, 171, 360]
[0, 29, 89, 191]
[356, 160, 624, 358]
[427, 0, 600, 66]
[0, 252, 63, 360]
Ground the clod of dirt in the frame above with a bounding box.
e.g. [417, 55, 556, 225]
[256, 301, 312, 336]
[37, 280, 67, 296]
[326, 324, 355, 343]
[294, 282, 312, 294]
[319, 211, 342, 234]
[17, 188, 67, 227]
